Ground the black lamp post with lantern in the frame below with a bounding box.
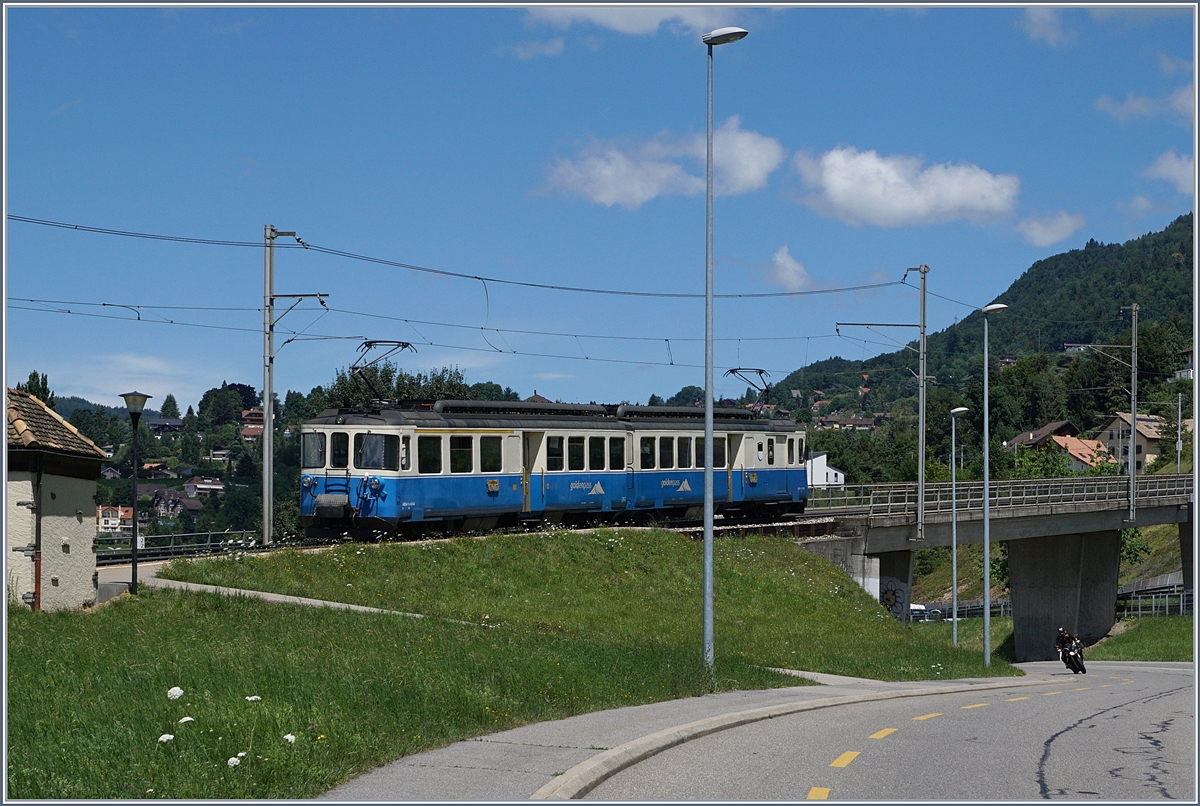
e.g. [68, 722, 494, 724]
[121, 391, 152, 595]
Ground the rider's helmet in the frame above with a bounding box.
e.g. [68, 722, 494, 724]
[1057, 627, 1065, 634]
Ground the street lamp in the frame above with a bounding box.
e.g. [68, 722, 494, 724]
[950, 406, 969, 646]
[701, 24, 747, 669]
[980, 302, 1007, 666]
[120, 390, 152, 595]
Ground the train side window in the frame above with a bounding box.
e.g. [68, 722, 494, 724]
[354, 433, 400, 470]
[696, 437, 726, 468]
[480, 436, 502, 472]
[547, 436, 564, 471]
[677, 437, 692, 469]
[331, 432, 349, 469]
[301, 433, 326, 468]
[418, 436, 442, 474]
[610, 436, 626, 469]
[589, 437, 605, 471]
[788, 438, 795, 465]
[659, 437, 674, 469]
[568, 436, 585, 471]
[401, 436, 411, 471]
[450, 436, 473, 473]
[767, 438, 775, 466]
[640, 437, 655, 469]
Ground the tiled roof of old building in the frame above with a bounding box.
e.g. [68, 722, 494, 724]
[7, 388, 107, 460]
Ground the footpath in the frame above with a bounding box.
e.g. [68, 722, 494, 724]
[104, 564, 1060, 801]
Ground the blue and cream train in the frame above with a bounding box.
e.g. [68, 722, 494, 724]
[299, 399, 808, 539]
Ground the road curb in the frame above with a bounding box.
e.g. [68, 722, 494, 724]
[530, 677, 1058, 800]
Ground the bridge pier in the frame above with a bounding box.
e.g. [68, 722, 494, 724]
[1180, 502, 1194, 592]
[877, 550, 914, 622]
[1007, 530, 1120, 662]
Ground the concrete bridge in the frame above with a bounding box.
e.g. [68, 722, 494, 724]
[798, 474, 1193, 662]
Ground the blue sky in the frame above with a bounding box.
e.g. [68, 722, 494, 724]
[4, 5, 1195, 414]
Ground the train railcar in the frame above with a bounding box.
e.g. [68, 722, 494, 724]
[298, 399, 807, 540]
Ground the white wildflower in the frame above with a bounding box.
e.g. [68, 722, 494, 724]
[237, 751, 247, 757]
[178, 716, 194, 724]
[245, 695, 262, 701]
[227, 757, 241, 767]
[283, 734, 296, 743]
[167, 686, 184, 700]
[158, 734, 174, 743]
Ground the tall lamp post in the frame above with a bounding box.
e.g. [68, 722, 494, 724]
[121, 391, 152, 595]
[981, 303, 1007, 666]
[701, 24, 747, 669]
[950, 405, 969, 646]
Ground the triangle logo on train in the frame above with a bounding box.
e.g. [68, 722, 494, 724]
[678, 479, 691, 492]
[589, 482, 605, 495]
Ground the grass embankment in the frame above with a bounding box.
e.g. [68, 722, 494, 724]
[1088, 616, 1194, 662]
[9, 530, 1017, 799]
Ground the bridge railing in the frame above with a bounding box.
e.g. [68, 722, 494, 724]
[94, 531, 262, 565]
[864, 474, 1193, 518]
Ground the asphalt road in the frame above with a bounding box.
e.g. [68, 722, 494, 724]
[586, 661, 1194, 801]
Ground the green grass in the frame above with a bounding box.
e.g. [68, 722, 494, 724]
[1088, 616, 1194, 662]
[10, 529, 1020, 799]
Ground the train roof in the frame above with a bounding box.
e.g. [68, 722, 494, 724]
[302, 399, 804, 433]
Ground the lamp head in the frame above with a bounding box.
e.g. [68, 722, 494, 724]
[981, 303, 1008, 316]
[950, 407, 969, 416]
[702, 26, 749, 46]
[120, 391, 152, 416]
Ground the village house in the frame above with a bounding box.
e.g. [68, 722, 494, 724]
[7, 387, 107, 611]
[1095, 412, 1168, 472]
[805, 451, 846, 488]
[96, 504, 133, 535]
[183, 476, 225, 498]
[240, 408, 264, 441]
[1003, 420, 1080, 452]
[1048, 435, 1115, 472]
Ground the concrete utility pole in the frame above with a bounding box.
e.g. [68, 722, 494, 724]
[263, 226, 324, 545]
[1125, 302, 1138, 523]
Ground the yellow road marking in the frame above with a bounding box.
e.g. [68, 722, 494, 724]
[1043, 691, 1062, 696]
[1074, 687, 1090, 691]
[869, 728, 897, 739]
[913, 713, 942, 721]
[830, 751, 860, 768]
[807, 787, 831, 799]
[961, 703, 988, 710]
[1006, 696, 1028, 701]
[1121, 679, 1133, 684]
[1098, 684, 1112, 688]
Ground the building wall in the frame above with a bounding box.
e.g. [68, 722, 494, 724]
[7, 473, 36, 605]
[6, 470, 98, 611]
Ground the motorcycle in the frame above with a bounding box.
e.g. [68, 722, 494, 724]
[1061, 639, 1086, 674]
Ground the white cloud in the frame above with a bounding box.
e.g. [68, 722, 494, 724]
[546, 117, 784, 209]
[1096, 83, 1194, 122]
[1159, 53, 1193, 76]
[498, 37, 565, 60]
[1021, 8, 1072, 46]
[1144, 149, 1195, 194]
[527, 7, 731, 37]
[767, 245, 815, 291]
[1129, 195, 1155, 213]
[792, 147, 1020, 227]
[1016, 212, 1087, 247]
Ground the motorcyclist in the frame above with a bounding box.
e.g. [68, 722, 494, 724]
[1055, 627, 1077, 660]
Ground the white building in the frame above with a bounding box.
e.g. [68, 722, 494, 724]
[805, 451, 846, 487]
[7, 388, 108, 611]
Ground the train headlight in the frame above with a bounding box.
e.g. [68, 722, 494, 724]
[368, 476, 382, 493]
[301, 475, 315, 489]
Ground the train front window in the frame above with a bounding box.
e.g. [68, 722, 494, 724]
[450, 436, 473, 473]
[547, 436, 564, 471]
[589, 437, 605, 471]
[788, 438, 795, 465]
[659, 437, 674, 469]
[401, 436, 411, 471]
[767, 438, 775, 466]
[568, 437, 585, 471]
[610, 437, 626, 470]
[354, 433, 400, 470]
[677, 437, 691, 469]
[331, 432, 349, 469]
[301, 433, 326, 468]
[640, 437, 655, 469]
[480, 436, 502, 472]
[418, 436, 442, 474]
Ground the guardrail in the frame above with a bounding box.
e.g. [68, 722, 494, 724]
[1115, 586, 1193, 618]
[863, 474, 1193, 518]
[94, 531, 263, 565]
